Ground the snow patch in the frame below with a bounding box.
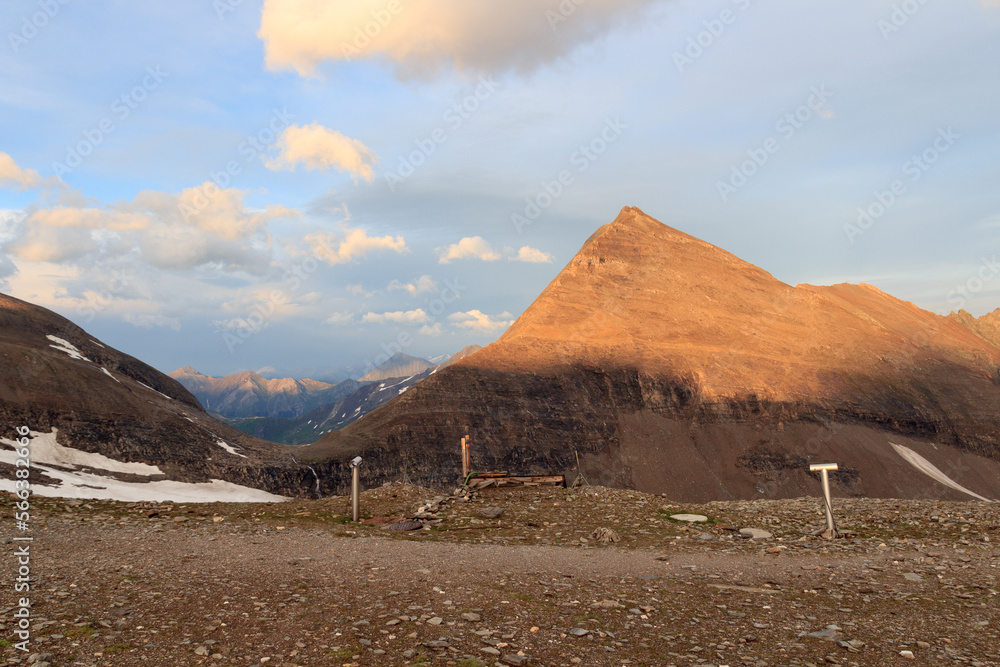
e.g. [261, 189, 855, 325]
[46, 335, 91, 362]
[0, 430, 284, 502]
[891, 442, 994, 503]
[398, 386, 409, 395]
[90, 339, 105, 348]
[1, 429, 162, 476]
[215, 440, 247, 458]
[0, 462, 285, 502]
[100, 367, 121, 384]
[137, 381, 173, 400]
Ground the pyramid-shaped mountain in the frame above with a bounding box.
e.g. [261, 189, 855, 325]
[303, 207, 1000, 501]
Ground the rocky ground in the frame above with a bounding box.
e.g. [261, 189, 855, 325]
[2, 483, 998, 667]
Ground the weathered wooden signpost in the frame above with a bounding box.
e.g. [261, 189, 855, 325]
[461, 434, 471, 481]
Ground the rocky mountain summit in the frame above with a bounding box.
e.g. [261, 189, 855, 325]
[360, 353, 437, 382]
[304, 207, 1000, 502]
[950, 308, 1000, 349]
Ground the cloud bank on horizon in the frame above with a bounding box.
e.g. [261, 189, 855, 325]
[1, 0, 998, 378]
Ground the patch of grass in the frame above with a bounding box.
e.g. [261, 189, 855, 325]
[0, 639, 12, 648]
[328, 645, 358, 659]
[459, 659, 488, 667]
[104, 643, 132, 654]
[512, 593, 534, 601]
[67, 624, 96, 638]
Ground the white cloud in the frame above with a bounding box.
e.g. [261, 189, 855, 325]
[5, 183, 296, 274]
[0, 152, 42, 190]
[346, 283, 378, 297]
[448, 309, 514, 332]
[438, 238, 554, 264]
[509, 246, 554, 263]
[326, 311, 355, 325]
[388, 274, 437, 295]
[419, 322, 443, 336]
[258, 0, 663, 78]
[362, 309, 429, 324]
[264, 123, 377, 182]
[307, 227, 408, 265]
[0, 160, 310, 330]
[437, 236, 501, 264]
[7, 226, 98, 263]
[0, 253, 15, 289]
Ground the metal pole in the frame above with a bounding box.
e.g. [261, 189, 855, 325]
[349, 455, 362, 522]
[352, 465, 360, 522]
[820, 470, 834, 534]
[809, 463, 839, 539]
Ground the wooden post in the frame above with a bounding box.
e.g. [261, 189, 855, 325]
[460, 437, 469, 480]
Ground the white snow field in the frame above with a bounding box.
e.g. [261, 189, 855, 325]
[0, 430, 286, 503]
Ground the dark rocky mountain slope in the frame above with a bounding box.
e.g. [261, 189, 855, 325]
[0, 293, 307, 500]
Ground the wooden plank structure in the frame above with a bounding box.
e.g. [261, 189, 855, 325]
[466, 473, 566, 489]
[459, 436, 566, 488]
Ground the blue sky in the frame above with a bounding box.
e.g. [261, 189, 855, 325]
[1, 0, 999, 378]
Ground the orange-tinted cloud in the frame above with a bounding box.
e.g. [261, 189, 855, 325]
[0, 152, 43, 190]
[258, 0, 662, 78]
[264, 123, 377, 182]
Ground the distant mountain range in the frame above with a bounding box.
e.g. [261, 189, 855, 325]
[170, 347, 482, 444]
[168, 367, 361, 419]
[227, 368, 435, 444]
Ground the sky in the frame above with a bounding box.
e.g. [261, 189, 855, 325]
[1, 0, 999, 379]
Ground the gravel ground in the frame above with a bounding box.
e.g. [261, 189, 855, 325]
[2, 484, 998, 666]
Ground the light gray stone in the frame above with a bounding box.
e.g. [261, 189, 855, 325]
[739, 528, 773, 540]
